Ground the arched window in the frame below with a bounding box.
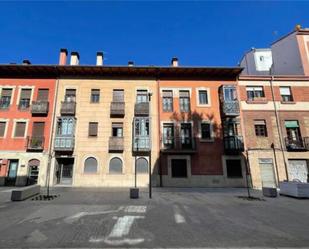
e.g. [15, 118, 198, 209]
[109, 157, 122, 174]
[136, 157, 148, 173]
[84, 157, 98, 173]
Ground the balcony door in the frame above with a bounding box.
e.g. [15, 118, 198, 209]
[6, 160, 18, 186]
[163, 124, 174, 149]
[285, 121, 301, 142]
[180, 123, 192, 149]
[136, 90, 148, 103]
[56, 158, 74, 185]
[57, 118, 74, 136]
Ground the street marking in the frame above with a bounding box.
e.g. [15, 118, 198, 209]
[109, 215, 144, 238]
[64, 206, 124, 224]
[124, 205, 147, 213]
[173, 205, 186, 224]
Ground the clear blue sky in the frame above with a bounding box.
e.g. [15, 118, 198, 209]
[0, 1, 309, 67]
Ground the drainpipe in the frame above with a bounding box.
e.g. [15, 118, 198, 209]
[156, 78, 163, 187]
[45, 77, 60, 196]
[269, 74, 289, 182]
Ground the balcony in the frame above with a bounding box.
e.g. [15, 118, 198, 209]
[110, 102, 125, 116]
[54, 135, 75, 152]
[222, 101, 240, 116]
[134, 102, 149, 116]
[133, 136, 151, 152]
[160, 136, 197, 154]
[26, 136, 44, 151]
[285, 137, 309, 151]
[31, 101, 49, 115]
[60, 101, 76, 115]
[109, 137, 124, 152]
[223, 136, 244, 154]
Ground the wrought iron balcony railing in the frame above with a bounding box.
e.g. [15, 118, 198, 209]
[134, 102, 149, 116]
[161, 136, 197, 153]
[223, 136, 244, 154]
[54, 135, 75, 151]
[31, 101, 49, 115]
[285, 137, 309, 151]
[109, 136, 124, 151]
[133, 136, 151, 152]
[60, 101, 76, 115]
[222, 100, 240, 116]
[110, 102, 125, 116]
[26, 136, 44, 151]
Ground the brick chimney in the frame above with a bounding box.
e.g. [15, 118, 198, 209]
[22, 60, 31, 65]
[70, 52, 79, 66]
[96, 52, 104, 66]
[128, 61, 134, 67]
[59, 48, 68, 65]
[171, 57, 178, 67]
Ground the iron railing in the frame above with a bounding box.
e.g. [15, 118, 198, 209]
[134, 102, 149, 116]
[161, 136, 197, 152]
[60, 101, 76, 115]
[54, 135, 75, 151]
[109, 136, 124, 151]
[31, 101, 49, 115]
[285, 137, 309, 151]
[26, 136, 44, 151]
[110, 102, 125, 116]
[223, 136, 244, 154]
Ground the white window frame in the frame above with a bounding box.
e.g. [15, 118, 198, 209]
[17, 86, 34, 105]
[12, 119, 29, 138]
[0, 86, 16, 105]
[196, 87, 211, 107]
[0, 119, 9, 138]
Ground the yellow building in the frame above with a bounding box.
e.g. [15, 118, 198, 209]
[49, 52, 159, 187]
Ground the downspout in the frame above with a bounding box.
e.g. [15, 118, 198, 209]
[269, 74, 289, 182]
[156, 77, 163, 187]
[45, 71, 60, 196]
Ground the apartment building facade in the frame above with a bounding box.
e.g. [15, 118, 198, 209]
[239, 26, 309, 189]
[49, 51, 159, 187]
[0, 65, 56, 186]
[158, 59, 247, 187]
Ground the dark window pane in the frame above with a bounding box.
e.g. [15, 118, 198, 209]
[226, 159, 242, 178]
[171, 159, 187, 178]
[199, 90, 208, 104]
[201, 123, 211, 139]
[136, 157, 148, 173]
[84, 157, 98, 173]
[109, 157, 122, 174]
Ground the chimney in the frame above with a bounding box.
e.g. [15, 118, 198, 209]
[96, 52, 104, 66]
[128, 61, 134, 67]
[70, 52, 79, 66]
[171, 57, 178, 67]
[22, 60, 31, 65]
[59, 48, 68, 65]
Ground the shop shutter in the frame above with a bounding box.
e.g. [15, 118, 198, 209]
[37, 89, 49, 101]
[20, 89, 31, 99]
[288, 160, 308, 183]
[0, 122, 6, 137]
[259, 159, 276, 188]
[15, 122, 26, 137]
[89, 122, 98, 136]
[32, 122, 45, 137]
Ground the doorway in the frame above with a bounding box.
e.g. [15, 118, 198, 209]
[259, 158, 276, 188]
[180, 123, 192, 149]
[56, 158, 74, 185]
[6, 160, 19, 186]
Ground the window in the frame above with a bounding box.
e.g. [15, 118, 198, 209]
[32, 122, 45, 138]
[136, 157, 148, 173]
[171, 159, 187, 178]
[88, 122, 98, 137]
[246, 86, 265, 101]
[198, 90, 208, 105]
[57, 117, 74, 135]
[134, 117, 150, 150]
[136, 90, 148, 103]
[162, 90, 173, 112]
[109, 157, 122, 174]
[37, 89, 49, 101]
[112, 123, 123, 137]
[113, 89, 124, 102]
[19, 89, 31, 110]
[84, 157, 98, 173]
[65, 89, 76, 102]
[280, 87, 293, 102]
[163, 123, 174, 148]
[0, 88, 12, 109]
[201, 122, 212, 140]
[0, 122, 6, 137]
[90, 89, 100, 103]
[285, 120, 301, 142]
[226, 159, 242, 178]
[254, 120, 267, 137]
[14, 122, 26, 137]
[223, 86, 237, 101]
[179, 90, 190, 112]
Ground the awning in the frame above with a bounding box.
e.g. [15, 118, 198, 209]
[285, 121, 299, 128]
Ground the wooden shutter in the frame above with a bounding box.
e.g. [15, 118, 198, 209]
[113, 90, 124, 102]
[0, 122, 6, 137]
[15, 122, 26, 137]
[89, 122, 98, 136]
[1, 89, 12, 97]
[20, 89, 31, 99]
[32, 122, 45, 137]
[37, 89, 49, 101]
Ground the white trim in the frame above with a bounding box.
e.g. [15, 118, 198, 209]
[12, 119, 29, 138]
[196, 87, 211, 107]
[198, 120, 214, 142]
[167, 155, 191, 178]
[0, 118, 9, 138]
[0, 86, 16, 105]
[108, 155, 124, 174]
[159, 87, 192, 97]
[82, 155, 100, 174]
[17, 86, 34, 105]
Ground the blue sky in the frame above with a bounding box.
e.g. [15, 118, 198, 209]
[0, 1, 309, 67]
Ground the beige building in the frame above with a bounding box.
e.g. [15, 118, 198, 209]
[49, 52, 159, 187]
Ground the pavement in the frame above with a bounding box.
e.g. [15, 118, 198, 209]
[0, 186, 309, 248]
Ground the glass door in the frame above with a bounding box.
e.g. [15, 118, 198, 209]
[6, 160, 18, 186]
[180, 123, 192, 149]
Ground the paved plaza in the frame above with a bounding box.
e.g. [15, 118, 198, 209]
[0, 187, 309, 248]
